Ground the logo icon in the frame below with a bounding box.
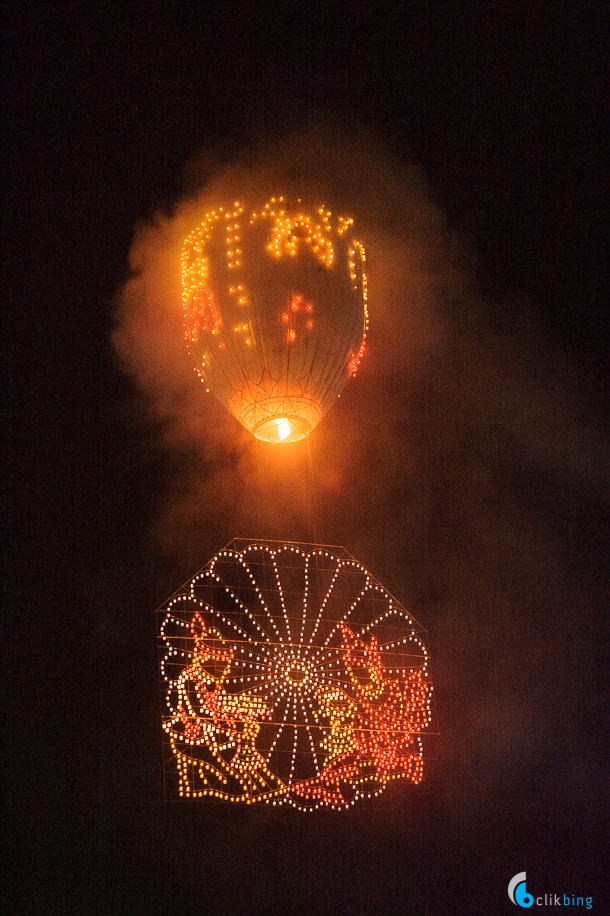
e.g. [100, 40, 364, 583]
[508, 872, 534, 908]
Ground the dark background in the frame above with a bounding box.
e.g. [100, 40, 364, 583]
[4, 3, 608, 915]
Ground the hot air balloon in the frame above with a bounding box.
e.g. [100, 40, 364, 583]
[181, 196, 368, 443]
[159, 539, 434, 809]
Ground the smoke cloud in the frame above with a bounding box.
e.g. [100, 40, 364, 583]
[113, 123, 608, 837]
[113, 124, 466, 550]
[113, 123, 606, 555]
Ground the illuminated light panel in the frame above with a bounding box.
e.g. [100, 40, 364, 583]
[159, 540, 435, 810]
[181, 196, 368, 441]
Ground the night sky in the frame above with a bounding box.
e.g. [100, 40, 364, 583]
[5, 4, 608, 915]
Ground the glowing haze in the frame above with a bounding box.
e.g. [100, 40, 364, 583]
[113, 125, 449, 551]
[113, 123, 607, 570]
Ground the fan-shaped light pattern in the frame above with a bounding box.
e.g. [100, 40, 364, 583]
[159, 540, 434, 810]
[181, 197, 368, 443]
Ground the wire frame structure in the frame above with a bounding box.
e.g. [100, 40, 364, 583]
[181, 196, 369, 443]
[159, 540, 435, 810]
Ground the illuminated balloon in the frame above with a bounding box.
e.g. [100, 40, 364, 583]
[159, 540, 434, 809]
[181, 196, 368, 443]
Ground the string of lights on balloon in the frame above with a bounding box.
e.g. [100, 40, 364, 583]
[180, 196, 369, 444]
[159, 542, 435, 810]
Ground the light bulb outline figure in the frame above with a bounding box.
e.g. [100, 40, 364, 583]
[159, 541, 435, 809]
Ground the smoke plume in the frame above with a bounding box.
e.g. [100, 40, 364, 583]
[114, 123, 606, 556]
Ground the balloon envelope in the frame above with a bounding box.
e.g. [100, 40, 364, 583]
[182, 196, 368, 443]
